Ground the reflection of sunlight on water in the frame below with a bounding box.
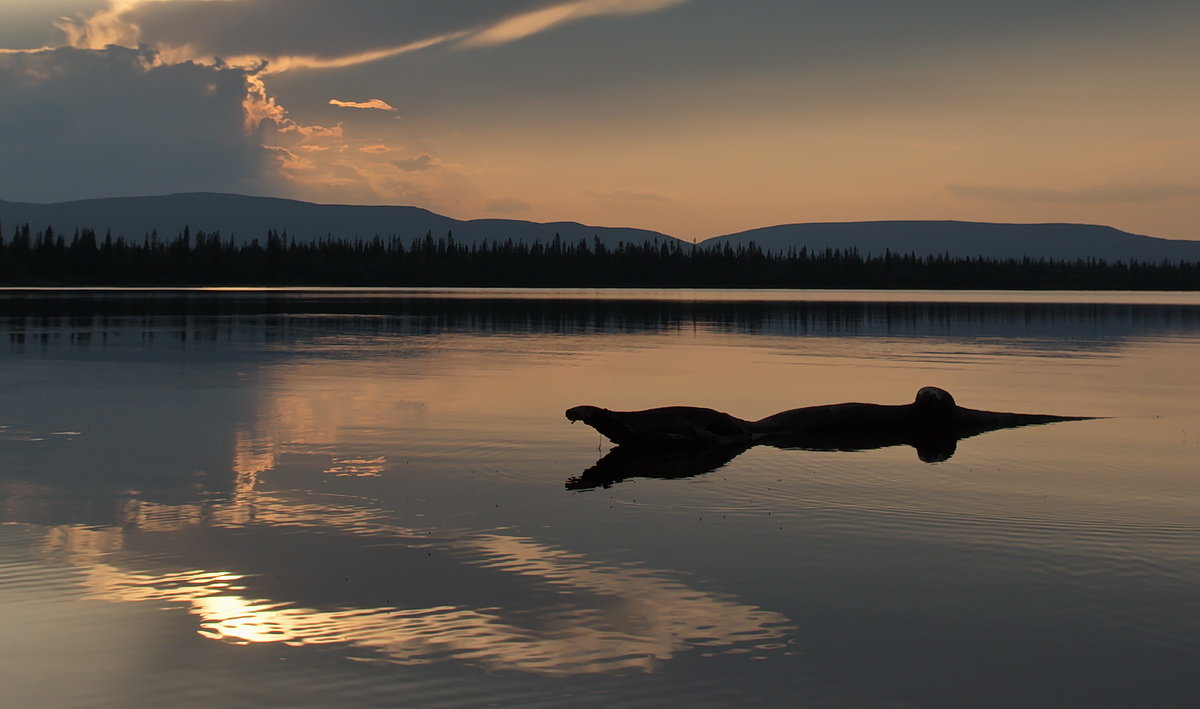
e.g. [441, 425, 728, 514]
[36, 474, 792, 675]
[234, 430, 274, 497]
[324, 457, 387, 477]
[78, 557, 788, 674]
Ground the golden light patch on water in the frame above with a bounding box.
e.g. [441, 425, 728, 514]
[323, 457, 387, 477]
[33, 487, 792, 676]
[81, 557, 785, 675]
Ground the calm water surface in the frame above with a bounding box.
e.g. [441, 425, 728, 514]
[1, 289, 1198, 707]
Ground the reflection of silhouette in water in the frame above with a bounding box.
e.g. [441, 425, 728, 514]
[5, 292, 1200, 355]
[565, 387, 1095, 490]
[566, 442, 751, 490]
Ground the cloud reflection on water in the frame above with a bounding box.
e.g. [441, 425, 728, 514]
[36, 482, 791, 676]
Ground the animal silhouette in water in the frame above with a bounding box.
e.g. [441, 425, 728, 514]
[565, 387, 1094, 490]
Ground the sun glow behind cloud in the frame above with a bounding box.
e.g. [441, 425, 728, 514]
[8, 0, 696, 215]
[54, 0, 240, 51]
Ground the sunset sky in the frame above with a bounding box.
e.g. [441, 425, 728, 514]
[1, 0, 1197, 240]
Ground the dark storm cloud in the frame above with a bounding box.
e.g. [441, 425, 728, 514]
[0, 46, 274, 202]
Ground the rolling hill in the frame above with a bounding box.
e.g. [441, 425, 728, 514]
[0, 192, 678, 248]
[3, 194, 1199, 263]
[705, 221, 1200, 263]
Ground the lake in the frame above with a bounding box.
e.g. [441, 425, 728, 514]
[2, 289, 1198, 707]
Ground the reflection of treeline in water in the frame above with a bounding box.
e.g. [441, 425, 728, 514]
[6, 296, 1200, 357]
[3, 225, 1200, 289]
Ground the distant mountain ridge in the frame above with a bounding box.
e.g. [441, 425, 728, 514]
[707, 220, 1200, 263]
[2, 193, 1199, 263]
[0, 192, 678, 249]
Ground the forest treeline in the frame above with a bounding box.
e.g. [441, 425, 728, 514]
[2, 224, 1200, 289]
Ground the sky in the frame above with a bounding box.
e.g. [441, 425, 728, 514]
[0, 0, 1197, 240]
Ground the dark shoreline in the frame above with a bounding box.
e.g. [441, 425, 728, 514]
[3, 226, 1199, 289]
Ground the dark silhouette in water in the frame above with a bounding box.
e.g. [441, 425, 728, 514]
[565, 387, 1094, 490]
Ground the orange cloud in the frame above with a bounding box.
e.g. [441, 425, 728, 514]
[463, 0, 690, 47]
[328, 98, 397, 112]
[249, 32, 467, 75]
[393, 154, 444, 172]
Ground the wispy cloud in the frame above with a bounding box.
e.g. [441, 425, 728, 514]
[247, 32, 469, 75]
[949, 182, 1200, 204]
[586, 189, 669, 203]
[462, 0, 691, 47]
[393, 154, 444, 172]
[945, 179, 1200, 205]
[328, 98, 397, 111]
[485, 197, 533, 213]
[51, 0, 693, 74]
[0, 47, 56, 54]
